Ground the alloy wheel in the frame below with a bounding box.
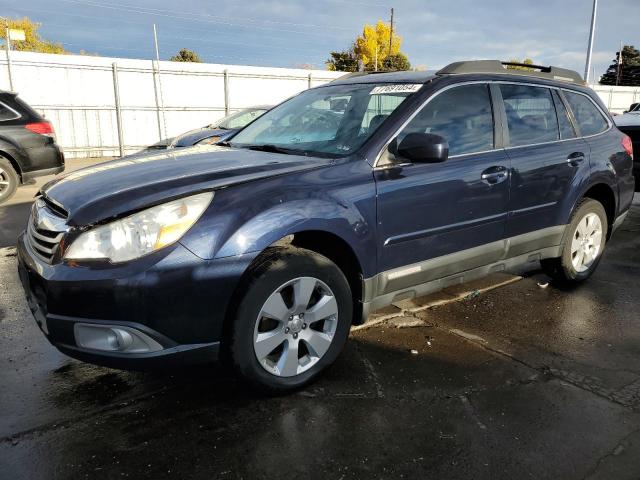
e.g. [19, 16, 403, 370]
[0, 166, 9, 194]
[253, 276, 339, 377]
[570, 212, 603, 273]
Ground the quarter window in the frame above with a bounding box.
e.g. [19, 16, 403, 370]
[0, 102, 20, 122]
[563, 91, 609, 137]
[500, 85, 559, 147]
[397, 84, 494, 157]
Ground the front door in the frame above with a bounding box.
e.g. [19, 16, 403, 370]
[374, 83, 510, 294]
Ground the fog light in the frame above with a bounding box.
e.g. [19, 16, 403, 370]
[74, 324, 163, 353]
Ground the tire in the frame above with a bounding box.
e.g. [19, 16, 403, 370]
[227, 246, 353, 392]
[541, 198, 608, 285]
[0, 158, 19, 204]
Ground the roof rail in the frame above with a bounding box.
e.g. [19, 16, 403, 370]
[436, 60, 584, 84]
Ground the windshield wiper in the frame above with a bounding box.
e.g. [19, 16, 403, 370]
[243, 144, 307, 156]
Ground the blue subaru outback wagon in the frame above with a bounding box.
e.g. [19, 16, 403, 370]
[18, 60, 635, 391]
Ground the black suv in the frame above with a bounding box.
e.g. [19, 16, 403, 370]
[18, 61, 634, 391]
[0, 91, 64, 203]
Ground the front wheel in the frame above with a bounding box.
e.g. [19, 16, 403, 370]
[541, 198, 608, 284]
[227, 247, 352, 392]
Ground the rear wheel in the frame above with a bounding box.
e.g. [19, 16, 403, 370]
[228, 246, 352, 392]
[0, 158, 18, 204]
[541, 198, 608, 284]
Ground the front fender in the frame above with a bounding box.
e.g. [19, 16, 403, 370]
[179, 159, 378, 276]
[216, 198, 371, 264]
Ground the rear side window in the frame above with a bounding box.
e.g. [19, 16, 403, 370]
[399, 84, 494, 156]
[563, 91, 609, 137]
[552, 91, 577, 140]
[500, 85, 558, 147]
[0, 102, 20, 121]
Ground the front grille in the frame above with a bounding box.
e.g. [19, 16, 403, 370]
[26, 198, 69, 264]
[27, 223, 64, 263]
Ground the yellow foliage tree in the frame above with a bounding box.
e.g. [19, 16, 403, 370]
[506, 58, 535, 71]
[0, 17, 67, 54]
[354, 20, 402, 70]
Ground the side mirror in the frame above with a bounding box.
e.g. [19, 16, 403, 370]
[392, 132, 449, 163]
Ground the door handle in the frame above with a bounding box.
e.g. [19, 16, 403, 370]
[481, 166, 508, 185]
[567, 152, 585, 167]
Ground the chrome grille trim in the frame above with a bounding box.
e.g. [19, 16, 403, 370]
[26, 199, 69, 264]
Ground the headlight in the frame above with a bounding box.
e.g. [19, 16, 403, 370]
[64, 192, 214, 263]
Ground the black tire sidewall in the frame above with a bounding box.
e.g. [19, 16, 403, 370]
[229, 247, 353, 391]
[560, 199, 608, 282]
[0, 158, 18, 204]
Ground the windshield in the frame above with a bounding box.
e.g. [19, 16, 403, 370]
[229, 83, 421, 157]
[215, 108, 268, 129]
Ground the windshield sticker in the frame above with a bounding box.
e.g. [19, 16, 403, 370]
[370, 84, 422, 95]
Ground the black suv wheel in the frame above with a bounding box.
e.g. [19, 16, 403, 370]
[0, 157, 19, 204]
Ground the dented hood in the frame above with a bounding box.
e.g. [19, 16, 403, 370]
[41, 145, 326, 226]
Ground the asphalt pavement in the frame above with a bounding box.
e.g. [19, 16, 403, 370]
[1, 161, 639, 479]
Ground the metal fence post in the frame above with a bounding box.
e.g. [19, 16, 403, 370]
[151, 60, 164, 141]
[223, 69, 230, 115]
[112, 62, 125, 157]
[308, 73, 312, 89]
[4, 21, 14, 91]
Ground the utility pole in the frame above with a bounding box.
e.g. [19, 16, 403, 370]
[616, 41, 623, 86]
[388, 7, 394, 70]
[3, 18, 14, 91]
[583, 0, 598, 83]
[152, 23, 167, 139]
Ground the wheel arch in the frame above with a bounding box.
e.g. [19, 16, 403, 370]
[222, 229, 366, 352]
[0, 148, 22, 180]
[580, 182, 617, 238]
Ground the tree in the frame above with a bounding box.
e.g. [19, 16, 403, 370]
[506, 58, 535, 71]
[0, 17, 66, 54]
[326, 20, 411, 72]
[600, 45, 640, 86]
[326, 50, 359, 72]
[382, 52, 411, 72]
[170, 48, 203, 63]
[354, 20, 402, 71]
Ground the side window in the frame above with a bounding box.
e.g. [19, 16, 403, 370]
[500, 85, 559, 147]
[398, 84, 494, 157]
[552, 91, 577, 140]
[563, 91, 609, 137]
[0, 102, 20, 122]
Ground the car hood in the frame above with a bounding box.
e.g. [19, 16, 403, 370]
[171, 127, 233, 148]
[41, 146, 327, 226]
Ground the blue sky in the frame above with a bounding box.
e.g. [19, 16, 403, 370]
[2, 0, 638, 79]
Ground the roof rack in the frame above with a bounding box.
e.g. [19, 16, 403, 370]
[436, 60, 584, 84]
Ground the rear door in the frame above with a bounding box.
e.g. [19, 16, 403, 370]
[500, 83, 589, 247]
[374, 83, 510, 293]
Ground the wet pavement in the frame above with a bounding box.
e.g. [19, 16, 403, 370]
[1, 172, 640, 478]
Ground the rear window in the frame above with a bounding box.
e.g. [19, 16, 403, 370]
[0, 101, 20, 121]
[500, 84, 559, 147]
[563, 91, 609, 137]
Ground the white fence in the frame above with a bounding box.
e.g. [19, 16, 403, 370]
[591, 84, 640, 115]
[0, 51, 343, 158]
[1, 51, 639, 159]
